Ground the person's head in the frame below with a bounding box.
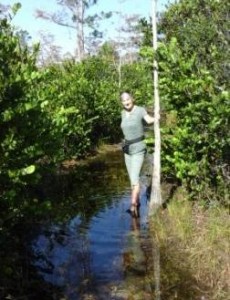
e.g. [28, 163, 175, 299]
[120, 92, 134, 111]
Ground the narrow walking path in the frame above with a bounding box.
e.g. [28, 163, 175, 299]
[28, 150, 156, 300]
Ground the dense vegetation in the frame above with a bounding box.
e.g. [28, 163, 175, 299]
[0, 1, 229, 299]
[141, 0, 229, 205]
[0, 0, 229, 222]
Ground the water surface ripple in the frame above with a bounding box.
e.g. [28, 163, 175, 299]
[30, 151, 152, 299]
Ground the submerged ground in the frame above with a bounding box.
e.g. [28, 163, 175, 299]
[0, 146, 229, 299]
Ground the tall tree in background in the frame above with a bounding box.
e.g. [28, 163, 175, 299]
[36, 0, 98, 61]
[37, 32, 63, 65]
[115, 13, 143, 63]
[149, 0, 162, 215]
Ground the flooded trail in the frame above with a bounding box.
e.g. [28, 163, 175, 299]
[30, 189, 152, 299]
[23, 149, 156, 300]
[1, 149, 224, 300]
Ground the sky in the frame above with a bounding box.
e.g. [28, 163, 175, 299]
[1, 0, 174, 56]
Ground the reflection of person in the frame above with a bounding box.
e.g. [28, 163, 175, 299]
[120, 92, 155, 217]
[122, 211, 145, 273]
[131, 215, 141, 232]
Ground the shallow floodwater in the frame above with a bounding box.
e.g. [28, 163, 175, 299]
[0, 150, 154, 300]
[29, 150, 153, 299]
[1, 149, 209, 300]
[31, 192, 151, 299]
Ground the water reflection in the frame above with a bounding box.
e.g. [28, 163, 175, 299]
[30, 190, 152, 299]
[25, 151, 151, 299]
[2, 150, 210, 300]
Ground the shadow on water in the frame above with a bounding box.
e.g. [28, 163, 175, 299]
[26, 151, 155, 300]
[0, 150, 151, 299]
[0, 150, 209, 299]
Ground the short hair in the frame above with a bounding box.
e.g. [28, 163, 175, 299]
[120, 92, 133, 101]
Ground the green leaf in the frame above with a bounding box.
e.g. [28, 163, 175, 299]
[12, 2, 22, 15]
[22, 165, 36, 175]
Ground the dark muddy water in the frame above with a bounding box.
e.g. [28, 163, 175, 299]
[1, 150, 156, 300]
[1, 149, 208, 300]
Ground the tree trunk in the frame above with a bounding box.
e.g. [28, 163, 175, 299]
[149, 0, 162, 216]
[76, 0, 84, 61]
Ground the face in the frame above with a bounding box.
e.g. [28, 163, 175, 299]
[121, 94, 134, 111]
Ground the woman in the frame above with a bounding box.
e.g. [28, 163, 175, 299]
[120, 92, 155, 217]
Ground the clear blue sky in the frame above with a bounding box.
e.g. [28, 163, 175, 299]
[2, 0, 174, 55]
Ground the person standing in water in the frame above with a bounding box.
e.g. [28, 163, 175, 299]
[120, 92, 155, 217]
